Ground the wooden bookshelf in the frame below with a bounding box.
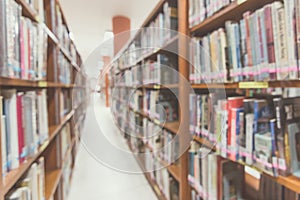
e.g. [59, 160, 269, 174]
[0, 0, 88, 199]
[15, 0, 39, 22]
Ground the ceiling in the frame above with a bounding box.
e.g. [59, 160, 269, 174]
[60, 0, 159, 61]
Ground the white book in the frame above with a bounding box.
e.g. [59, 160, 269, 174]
[2, 89, 19, 170]
[28, 163, 39, 200]
[208, 154, 217, 200]
[284, 0, 298, 79]
[245, 113, 254, 165]
[1, 115, 7, 177]
[37, 157, 45, 200]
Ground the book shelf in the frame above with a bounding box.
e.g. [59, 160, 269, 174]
[111, 0, 300, 199]
[0, 0, 88, 199]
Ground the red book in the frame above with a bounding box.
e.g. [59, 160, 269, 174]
[227, 97, 244, 156]
[17, 93, 25, 163]
[264, 5, 276, 64]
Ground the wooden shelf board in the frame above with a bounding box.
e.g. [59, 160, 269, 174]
[129, 107, 180, 134]
[59, 47, 72, 62]
[190, 0, 274, 36]
[43, 24, 59, 44]
[16, 0, 38, 22]
[45, 169, 62, 200]
[192, 80, 300, 89]
[193, 136, 216, 151]
[160, 159, 180, 182]
[192, 83, 238, 89]
[142, 84, 179, 90]
[0, 77, 78, 88]
[193, 136, 300, 193]
[163, 121, 180, 134]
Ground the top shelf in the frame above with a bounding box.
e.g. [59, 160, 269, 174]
[190, 0, 275, 36]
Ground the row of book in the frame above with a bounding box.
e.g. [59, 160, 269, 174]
[115, 54, 178, 87]
[189, 91, 300, 178]
[143, 54, 178, 85]
[116, 1, 178, 69]
[0, 0, 48, 80]
[72, 87, 87, 109]
[62, 150, 72, 200]
[61, 122, 71, 161]
[116, 66, 142, 87]
[143, 119, 179, 164]
[58, 52, 72, 84]
[55, 4, 74, 59]
[6, 157, 45, 200]
[60, 90, 71, 118]
[143, 90, 178, 123]
[145, 148, 179, 200]
[189, 1, 300, 83]
[188, 0, 233, 28]
[189, 144, 243, 200]
[189, 143, 300, 200]
[1, 89, 49, 177]
[140, 1, 178, 53]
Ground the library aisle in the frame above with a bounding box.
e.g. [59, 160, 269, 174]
[67, 94, 157, 200]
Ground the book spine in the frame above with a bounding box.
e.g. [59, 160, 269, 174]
[270, 119, 278, 177]
[264, 5, 276, 80]
[284, 0, 297, 79]
[0, 0, 7, 77]
[273, 98, 288, 175]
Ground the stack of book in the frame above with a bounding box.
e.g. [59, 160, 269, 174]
[0, 0, 48, 80]
[6, 157, 45, 200]
[189, 1, 300, 83]
[189, 92, 300, 178]
[1, 89, 49, 177]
